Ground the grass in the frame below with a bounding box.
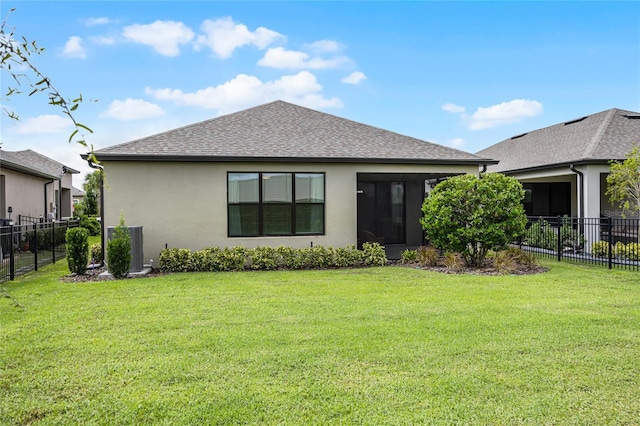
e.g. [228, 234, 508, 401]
[1, 260, 639, 424]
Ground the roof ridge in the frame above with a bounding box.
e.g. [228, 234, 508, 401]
[583, 109, 617, 159]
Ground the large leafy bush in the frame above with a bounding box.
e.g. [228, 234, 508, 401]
[66, 227, 89, 275]
[420, 173, 527, 267]
[107, 214, 131, 279]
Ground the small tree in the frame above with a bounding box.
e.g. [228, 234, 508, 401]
[66, 227, 89, 275]
[107, 213, 131, 279]
[420, 173, 527, 267]
[606, 146, 640, 218]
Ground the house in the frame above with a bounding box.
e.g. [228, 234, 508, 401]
[72, 187, 85, 207]
[88, 100, 495, 260]
[476, 108, 640, 220]
[0, 149, 79, 222]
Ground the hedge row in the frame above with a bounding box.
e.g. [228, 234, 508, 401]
[591, 241, 640, 260]
[158, 243, 387, 272]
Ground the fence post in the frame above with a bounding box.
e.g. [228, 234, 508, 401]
[33, 223, 38, 271]
[52, 221, 56, 263]
[607, 217, 613, 270]
[10, 224, 15, 281]
[557, 216, 562, 262]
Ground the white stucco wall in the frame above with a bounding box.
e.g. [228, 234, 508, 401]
[101, 160, 479, 262]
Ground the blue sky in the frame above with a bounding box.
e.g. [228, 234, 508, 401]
[1, 1, 639, 187]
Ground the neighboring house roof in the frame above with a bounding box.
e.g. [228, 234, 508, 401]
[92, 100, 495, 165]
[476, 108, 640, 173]
[72, 187, 85, 197]
[0, 149, 79, 179]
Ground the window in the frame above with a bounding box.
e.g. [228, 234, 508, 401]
[228, 172, 325, 237]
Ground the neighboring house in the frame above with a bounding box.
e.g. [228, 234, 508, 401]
[0, 149, 79, 221]
[476, 108, 640, 220]
[72, 187, 85, 207]
[88, 100, 495, 260]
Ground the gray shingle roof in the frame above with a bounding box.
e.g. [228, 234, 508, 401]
[0, 149, 79, 179]
[93, 101, 493, 165]
[476, 108, 640, 173]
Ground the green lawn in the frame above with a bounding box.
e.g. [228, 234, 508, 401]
[1, 260, 639, 425]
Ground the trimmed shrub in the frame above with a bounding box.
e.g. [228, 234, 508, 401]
[159, 248, 193, 272]
[332, 245, 363, 268]
[591, 241, 609, 258]
[217, 247, 247, 271]
[401, 249, 417, 264]
[66, 227, 89, 275]
[249, 246, 281, 270]
[362, 242, 387, 266]
[107, 214, 131, 279]
[626, 243, 640, 261]
[614, 241, 627, 259]
[89, 243, 102, 264]
[421, 173, 527, 267]
[79, 215, 101, 236]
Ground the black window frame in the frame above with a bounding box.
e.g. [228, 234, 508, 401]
[227, 172, 325, 237]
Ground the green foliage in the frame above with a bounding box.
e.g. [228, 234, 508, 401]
[421, 173, 527, 267]
[89, 243, 102, 264]
[524, 218, 558, 250]
[107, 214, 131, 279]
[158, 244, 375, 273]
[159, 248, 193, 272]
[83, 189, 99, 216]
[65, 227, 89, 275]
[558, 217, 585, 250]
[217, 247, 248, 271]
[332, 245, 363, 268]
[626, 243, 640, 261]
[361, 242, 388, 266]
[24, 226, 67, 252]
[606, 146, 640, 217]
[613, 241, 627, 259]
[401, 249, 418, 263]
[79, 215, 100, 236]
[591, 241, 610, 258]
[82, 170, 102, 216]
[249, 246, 281, 270]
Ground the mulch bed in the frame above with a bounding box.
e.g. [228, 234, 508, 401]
[393, 259, 548, 276]
[61, 259, 548, 283]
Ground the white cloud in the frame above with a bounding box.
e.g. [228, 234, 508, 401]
[442, 103, 466, 113]
[145, 71, 342, 114]
[258, 47, 349, 69]
[62, 36, 87, 58]
[123, 20, 195, 57]
[102, 98, 165, 121]
[89, 35, 115, 45]
[84, 17, 115, 26]
[306, 40, 343, 53]
[195, 17, 283, 59]
[448, 138, 465, 148]
[341, 71, 367, 85]
[8, 115, 73, 134]
[467, 99, 543, 130]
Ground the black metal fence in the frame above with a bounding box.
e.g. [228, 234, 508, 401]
[518, 216, 640, 271]
[0, 219, 79, 283]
